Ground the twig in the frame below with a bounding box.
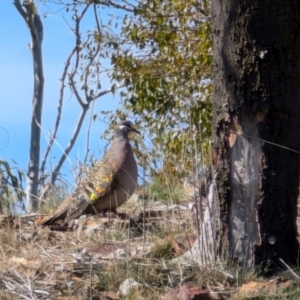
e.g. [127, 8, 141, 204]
[278, 258, 300, 280]
[37, 120, 73, 168]
[40, 47, 77, 177]
[230, 130, 300, 155]
[36, 243, 55, 260]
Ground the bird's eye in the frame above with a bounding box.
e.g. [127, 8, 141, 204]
[122, 122, 132, 129]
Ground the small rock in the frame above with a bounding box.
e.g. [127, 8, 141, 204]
[119, 278, 142, 296]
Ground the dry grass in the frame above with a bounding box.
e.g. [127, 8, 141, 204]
[0, 184, 298, 299]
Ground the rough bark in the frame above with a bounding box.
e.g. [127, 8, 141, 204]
[211, 0, 300, 269]
[14, 0, 44, 212]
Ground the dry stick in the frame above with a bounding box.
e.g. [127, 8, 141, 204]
[2, 286, 32, 300]
[143, 154, 146, 254]
[89, 256, 93, 300]
[36, 243, 54, 260]
[27, 276, 34, 299]
[230, 130, 300, 155]
[189, 112, 201, 262]
[10, 270, 36, 299]
[37, 120, 73, 168]
[82, 4, 103, 171]
[278, 258, 300, 280]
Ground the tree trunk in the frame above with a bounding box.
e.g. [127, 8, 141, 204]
[211, 0, 300, 269]
[26, 34, 44, 212]
[14, 0, 44, 212]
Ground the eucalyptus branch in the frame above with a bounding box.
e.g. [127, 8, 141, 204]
[68, 6, 88, 107]
[83, 6, 102, 101]
[70, 75, 86, 107]
[13, 0, 27, 21]
[50, 106, 89, 185]
[94, 84, 125, 101]
[93, 4, 101, 33]
[40, 105, 89, 199]
[106, 0, 134, 12]
[40, 47, 77, 178]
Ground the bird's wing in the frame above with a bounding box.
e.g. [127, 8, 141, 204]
[62, 161, 118, 224]
[82, 160, 115, 202]
[41, 160, 118, 226]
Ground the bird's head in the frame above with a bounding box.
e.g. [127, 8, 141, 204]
[115, 120, 140, 139]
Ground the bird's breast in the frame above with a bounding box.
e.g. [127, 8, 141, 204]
[114, 144, 137, 197]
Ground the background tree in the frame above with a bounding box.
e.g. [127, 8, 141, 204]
[111, 0, 212, 185]
[14, 0, 44, 211]
[211, 0, 300, 269]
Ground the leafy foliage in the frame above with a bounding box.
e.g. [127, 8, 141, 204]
[0, 160, 24, 213]
[110, 0, 213, 181]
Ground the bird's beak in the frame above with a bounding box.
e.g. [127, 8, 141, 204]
[132, 127, 140, 134]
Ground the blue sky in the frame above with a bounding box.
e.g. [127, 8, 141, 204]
[0, 2, 124, 188]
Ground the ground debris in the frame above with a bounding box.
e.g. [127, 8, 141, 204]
[0, 199, 298, 299]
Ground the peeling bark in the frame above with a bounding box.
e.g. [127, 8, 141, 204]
[211, 0, 300, 269]
[229, 113, 262, 267]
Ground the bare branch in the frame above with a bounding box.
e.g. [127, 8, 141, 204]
[84, 8, 102, 102]
[40, 103, 89, 199]
[107, 0, 134, 12]
[50, 106, 89, 186]
[69, 75, 86, 107]
[68, 5, 90, 107]
[94, 84, 124, 100]
[13, 0, 27, 22]
[40, 46, 77, 178]
[93, 4, 102, 33]
[78, 3, 90, 21]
